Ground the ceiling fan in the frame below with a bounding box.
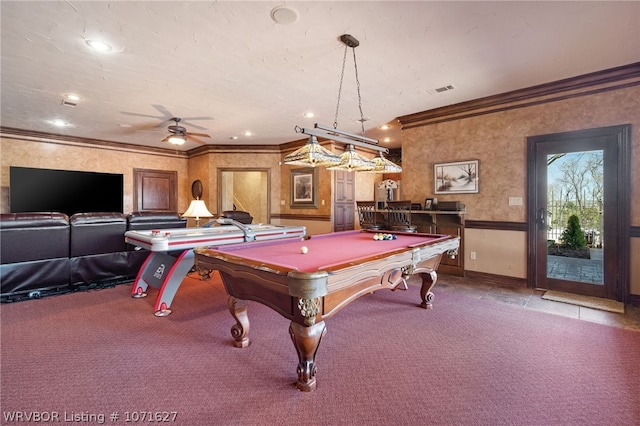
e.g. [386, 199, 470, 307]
[121, 104, 212, 132]
[162, 117, 211, 145]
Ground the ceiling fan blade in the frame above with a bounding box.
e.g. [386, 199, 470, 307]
[186, 132, 211, 138]
[186, 135, 207, 145]
[151, 104, 176, 120]
[182, 116, 213, 121]
[121, 111, 173, 128]
[121, 111, 162, 119]
[180, 120, 210, 131]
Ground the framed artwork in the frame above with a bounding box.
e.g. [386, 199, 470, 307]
[290, 167, 318, 208]
[434, 160, 479, 194]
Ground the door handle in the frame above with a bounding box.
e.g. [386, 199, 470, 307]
[538, 208, 548, 230]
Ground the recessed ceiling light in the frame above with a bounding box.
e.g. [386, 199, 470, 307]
[270, 6, 299, 25]
[230, 136, 238, 140]
[244, 131, 252, 137]
[304, 112, 315, 118]
[51, 119, 67, 127]
[380, 124, 390, 130]
[64, 93, 80, 101]
[85, 39, 113, 52]
[383, 137, 392, 143]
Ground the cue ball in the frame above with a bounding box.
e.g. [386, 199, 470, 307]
[300, 246, 309, 254]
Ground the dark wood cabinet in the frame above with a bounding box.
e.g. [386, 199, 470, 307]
[410, 211, 465, 276]
[133, 168, 177, 213]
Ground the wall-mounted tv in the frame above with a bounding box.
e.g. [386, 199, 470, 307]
[10, 166, 124, 217]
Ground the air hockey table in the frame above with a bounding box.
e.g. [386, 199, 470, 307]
[125, 220, 307, 316]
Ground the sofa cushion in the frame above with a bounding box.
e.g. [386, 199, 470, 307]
[70, 212, 127, 257]
[0, 213, 71, 298]
[127, 211, 187, 230]
[0, 213, 70, 264]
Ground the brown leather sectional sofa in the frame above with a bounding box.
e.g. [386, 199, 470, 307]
[0, 211, 186, 302]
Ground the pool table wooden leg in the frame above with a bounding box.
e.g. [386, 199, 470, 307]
[289, 321, 327, 392]
[419, 270, 438, 309]
[228, 296, 250, 348]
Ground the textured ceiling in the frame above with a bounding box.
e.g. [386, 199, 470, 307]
[1, 1, 639, 151]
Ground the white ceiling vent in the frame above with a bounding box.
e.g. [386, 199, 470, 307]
[61, 99, 77, 107]
[434, 84, 455, 93]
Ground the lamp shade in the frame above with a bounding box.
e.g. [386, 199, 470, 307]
[327, 145, 376, 172]
[367, 152, 402, 173]
[182, 199, 213, 219]
[283, 136, 342, 167]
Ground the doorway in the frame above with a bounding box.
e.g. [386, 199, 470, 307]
[333, 170, 355, 232]
[217, 168, 270, 224]
[527, 125, 630, 302]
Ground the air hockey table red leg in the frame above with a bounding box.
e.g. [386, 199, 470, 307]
[130, 249, 195, 316]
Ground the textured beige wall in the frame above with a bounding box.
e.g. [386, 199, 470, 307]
[464, 228, 527, 278]
[402, 86, 640, 223]
[0, 137, 189, 214]
[279, 163, 332, 216]
[401, 85, 640, 289]
[188, 151, 281, 220]
[229, 171, 268, 223]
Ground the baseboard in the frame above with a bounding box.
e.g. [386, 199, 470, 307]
[462, 270, 640, 307]
[629, 293, 640, 307]
[462, 270, 528, 288]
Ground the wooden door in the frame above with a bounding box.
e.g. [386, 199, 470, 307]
[133, 168, 178, 212]
[333, 170, 355, 232]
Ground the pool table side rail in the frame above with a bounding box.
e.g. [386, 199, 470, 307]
[193, 236, 460, 324]
[194, 232, 456, 275]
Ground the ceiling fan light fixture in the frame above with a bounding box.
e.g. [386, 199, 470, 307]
[168, 135, 186, 145]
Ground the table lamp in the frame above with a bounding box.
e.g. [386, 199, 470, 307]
[182, 180, 213, 227]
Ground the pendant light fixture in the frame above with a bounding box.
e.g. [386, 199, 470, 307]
[285, 34, 401, 173]
[282, 135, 342, 167]
[369, 151, 403, 173]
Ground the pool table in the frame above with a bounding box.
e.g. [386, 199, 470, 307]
[194, 230, 460, 392]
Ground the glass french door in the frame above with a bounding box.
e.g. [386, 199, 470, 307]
[528, 126, 630, 300]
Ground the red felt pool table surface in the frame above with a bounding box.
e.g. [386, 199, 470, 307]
[206, 230, 451, 272]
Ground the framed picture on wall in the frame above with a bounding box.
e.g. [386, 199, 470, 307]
[434, 160, 479, 194]
[290, 167, 318, 208]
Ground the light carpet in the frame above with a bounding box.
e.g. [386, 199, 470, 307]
[542, 290, 625, 314]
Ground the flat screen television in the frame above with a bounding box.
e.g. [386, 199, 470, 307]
[10, 166, 124, 217]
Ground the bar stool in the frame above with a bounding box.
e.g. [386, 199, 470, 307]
[356, 201, 385, 230]
[386, 200, 417, 233]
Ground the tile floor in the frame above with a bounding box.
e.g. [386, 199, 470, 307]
[547, 251, 603, 284]
[433, 273, 640, 332]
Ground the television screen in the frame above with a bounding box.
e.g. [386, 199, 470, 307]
[10, 167, 124, 217]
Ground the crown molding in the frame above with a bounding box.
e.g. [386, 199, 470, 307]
[398, 62, 640, 129]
